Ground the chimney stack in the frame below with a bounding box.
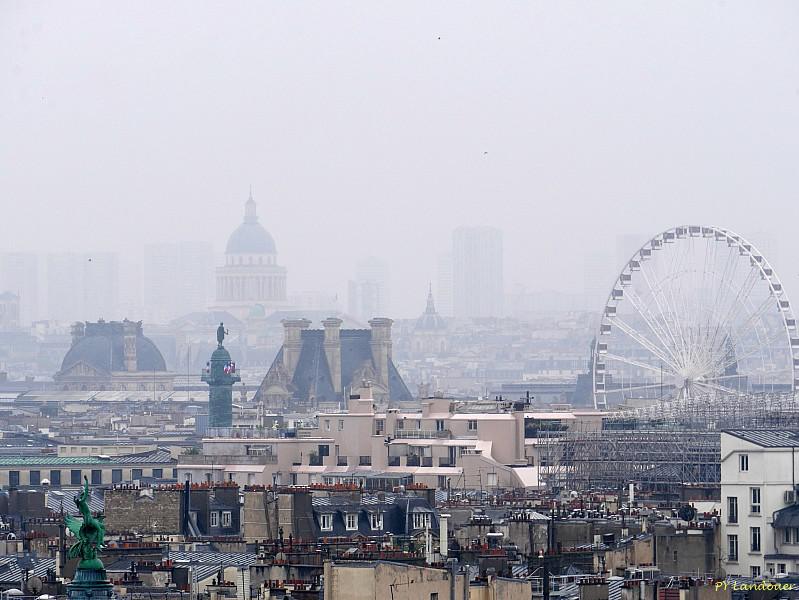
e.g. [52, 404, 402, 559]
[322, 318, 343, 394]
[368, 318, 393, 389]
[282, 319, 311, 380]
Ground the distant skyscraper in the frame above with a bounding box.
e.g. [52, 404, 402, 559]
[436, 253, 453, 318]
[46, 252, 119, 322]
[0, 252, 40, 324]
[143, 241, 214, 322]
[582, 250, 613, 312]
[452, 227, 504, 318]
[348, 257, 389, 321]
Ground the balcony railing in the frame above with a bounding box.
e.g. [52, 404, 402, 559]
[393, 430, 451, 440]
[179, 454, 278, 465]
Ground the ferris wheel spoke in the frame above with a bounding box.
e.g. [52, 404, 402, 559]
[612, 317, 681, 372]
[615, 382, 675, 394]
[604, 353, 675, 377]
[637, 263, 687, 365]
[622, 288, 683, 367]
[693, 380, 743, 396]
[707, 328, 786, 376]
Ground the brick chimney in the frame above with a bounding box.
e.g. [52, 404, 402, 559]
[368, 317, 393, 388]
[322, 317, 343, 394]
[281, 318, 311, 380]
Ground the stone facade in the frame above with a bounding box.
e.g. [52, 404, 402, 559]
[104, 487, 182, 534]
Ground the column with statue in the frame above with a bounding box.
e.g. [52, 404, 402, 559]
[202, 322, 241, 428]
[64, 478, 115, 600]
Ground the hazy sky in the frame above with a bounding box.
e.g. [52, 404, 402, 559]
[2, 1, 798, 317]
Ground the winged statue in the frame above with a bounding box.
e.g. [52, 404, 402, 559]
[64, 477, 106, 569]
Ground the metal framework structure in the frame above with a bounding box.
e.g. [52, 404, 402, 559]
[540, 392, 799, 495]
[592, 225, 799, 409]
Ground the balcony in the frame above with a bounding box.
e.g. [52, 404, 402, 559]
[337, 456, 348, 467]
[406, 456, 421, 467]
[179, 454, 277, 465]
[393, 430, 451, 440]
[388, 456, 400, 467]
[421, 457, 433, 467]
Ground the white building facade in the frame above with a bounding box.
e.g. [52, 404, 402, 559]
[720, 430, 799, 579]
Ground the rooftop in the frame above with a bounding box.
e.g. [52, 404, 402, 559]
[723, 429, 799, 448]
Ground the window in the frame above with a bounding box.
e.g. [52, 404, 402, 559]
[209, 511, 219, 527]
[727, 497, 738, 524]
[325, 420, 331, 431]
[9, 471, 19, 487]
[436, 420, 445, 432]
[779, 563, 787, 574]
[751, 527, 761, 552]
[413, 513, 432, 530]
[751, 487, 761, 514]
[728, 534, 738, 561]
[767, 563, 775, 576]
[346, 513, 358, 531]
[29, 470, 41, 486]
[397, 419, 404, 430]
[740, 454, 749, 471]
[337, 456, 348, 466]
[91, 470, 102, 485]
[467, 420, 478, 432]
[132, 468, 143, 480]
[751, 566, 761, 578]
[785, 528, 791, 544]
[431, 594, 439, 600]
[320, 513, 333, 531]
[112, 469, 123, 483]
[221, 511, 232, 527]
[153, 468, 163, 479]
[50, 470, 61, 486]
[338, 419, 344, 431]
[375, 420, 385, 435]
[359, 456, 372, 466]
[71, 470, 82, 485]
[370, 513, 383, 530]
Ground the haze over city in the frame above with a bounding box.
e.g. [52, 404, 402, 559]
[3, 1, 798, 317]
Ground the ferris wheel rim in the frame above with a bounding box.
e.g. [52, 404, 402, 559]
[592, 225, 798, 410]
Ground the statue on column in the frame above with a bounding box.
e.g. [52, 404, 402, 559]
[217, 322, 228, 348]
[64, 477, 106, 570]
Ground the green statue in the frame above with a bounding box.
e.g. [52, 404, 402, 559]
[64, 477, 106, 570]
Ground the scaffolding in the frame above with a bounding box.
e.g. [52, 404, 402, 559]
[540, 392, 799, 495]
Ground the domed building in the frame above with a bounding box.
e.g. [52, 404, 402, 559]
[213, 192, 287, 319]
[412, 286, 448, 355]
[54, 319, 174, 391]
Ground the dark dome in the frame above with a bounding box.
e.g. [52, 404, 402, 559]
[225, 195, 277, 255]
[60, 326, 167, 374]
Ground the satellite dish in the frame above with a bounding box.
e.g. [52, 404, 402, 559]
[26, 576, 43, 595]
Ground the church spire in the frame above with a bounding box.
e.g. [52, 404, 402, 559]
[244, 187, 258, 223]
[425, 283, 436, 314]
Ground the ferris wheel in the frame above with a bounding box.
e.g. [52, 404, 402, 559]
[592, 226, 799, 409]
